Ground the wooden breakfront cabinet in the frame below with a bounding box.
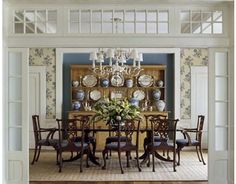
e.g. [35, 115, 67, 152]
[69, 64, 169, 150]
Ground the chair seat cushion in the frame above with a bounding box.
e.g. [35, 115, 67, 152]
[59, 140, 88, 148]
[75, 136, 96, 143]
[38, 139, 58, 146]
[106, 136, 130, 143]
[148, 141, 174, 147]
[105, 142, 135, 150]
[176, 139, 199, 146]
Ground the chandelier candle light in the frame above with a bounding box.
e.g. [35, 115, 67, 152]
[89, 48, 143, 77]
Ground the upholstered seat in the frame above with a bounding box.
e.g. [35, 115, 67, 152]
[176, 139, 199, 146]
[105, 142, 136, 150]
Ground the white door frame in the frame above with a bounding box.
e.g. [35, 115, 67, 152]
[56, 48, 181, 120]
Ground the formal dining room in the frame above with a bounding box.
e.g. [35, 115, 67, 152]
[2, 0, 234, 184]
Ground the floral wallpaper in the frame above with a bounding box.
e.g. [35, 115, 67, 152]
[180, 48, 208, 119]
[29, 48, 56, 119]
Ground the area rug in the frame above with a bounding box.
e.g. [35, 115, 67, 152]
[30, 150, 207, 181]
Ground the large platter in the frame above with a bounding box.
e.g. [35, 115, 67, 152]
[138, 74, 153, 87]
[90, 89, 101, 101]
[111, 72, 124, 87]
[133, 89, 145, 101]
[82, 75, 97, 87]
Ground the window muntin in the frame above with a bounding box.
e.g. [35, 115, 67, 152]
[13, 9, 57, 34]
[180, 10, 223, 34]
[68, 9, 169, 34]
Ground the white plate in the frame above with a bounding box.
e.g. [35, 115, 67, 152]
[111, 72, 124, 87]
[82, 75, 97, 87]
[133, 89, 145, 101]
[90, 90, 101, 101]
[138, 74, 153, 87]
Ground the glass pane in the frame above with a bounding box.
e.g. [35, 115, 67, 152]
[14, 23, 24, 33]
[25, 10, 35, 22]
[202, 12, 212, 22]
[92, 23, 101, 33]
[36, 22, 46, 33]
[158, 22, 168, 33]
[8, 52, 22, 76]
[81, 10, 90, 22]
[181, 23, 190, 33]
[102, 22, 112, 33]
[9, 103, 22, 126]
[192, 11, 201, 21]
[125, 10, 135, 21]
[125, 22, 134, 33]
[92, 10, 101, 22]
[213, 23, 223, 34]
[215, 102, 228, 126]
[103, 10, 112, 22]
[215, 127, 228, 151]
[70, 22, 79, 33]
[147, 11, 156, 21]
[136, 11, 145, 21]
[9, 128, 22, 151]
[26, 23, 35, 33]
[147, 23, 156, 33]
[9, 78, 22, 101]
[114, 22, 123, 33]
[14, 11, 24, 22]
[47, 21, 56, 33]
[202, 22, 212, 34]
[215, 77, 228, 101]
[158, 11, 168, 21]
[213, 11, 223, 22]
[192, 23, 201, 34]
[81, 22, 90, 33]
[37, 10, 46, 22]
[136, 23, 145, 33]
[114, 10, 124, 21]
[70, 10, 79, 22]
[215, 52, 228, 75]
[180, 11, 190, 21]
[48, 10, 57, 21]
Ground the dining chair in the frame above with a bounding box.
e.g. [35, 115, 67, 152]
[31, 115, 58, 165]
[56, 118, 90, 172]
[176, 115, 206, 165]
[102, 119, 141, 174]
[146, 117, 179, 172]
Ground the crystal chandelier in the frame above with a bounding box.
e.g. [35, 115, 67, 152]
[89, 48, 143, 77]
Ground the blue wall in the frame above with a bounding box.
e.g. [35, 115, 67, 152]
[63, 53, 174, 118]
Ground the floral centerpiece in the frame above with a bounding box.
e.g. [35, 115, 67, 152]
[92, 98, 141, 126]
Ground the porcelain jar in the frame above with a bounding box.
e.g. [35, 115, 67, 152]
[153, 89, 161, 100]
[129, 98, 139, 107]
[72, 80, 79, 87]
[101, 78, 109, 87]
[155, 100, 165, 112]
[156, 80, 164, 87]
[72, 101, 81, 110]
[126, 78, 134, 88]
[75, 90, 85, 101]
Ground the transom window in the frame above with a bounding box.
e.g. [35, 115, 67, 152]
[180, 10, 223, 34]
[13, 9, 57, 34]
[69, 9, 169, 34]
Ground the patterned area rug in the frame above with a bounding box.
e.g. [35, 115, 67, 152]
[30, 150, 207, 181]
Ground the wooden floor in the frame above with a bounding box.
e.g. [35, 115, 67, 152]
[30, 181, 207, 184]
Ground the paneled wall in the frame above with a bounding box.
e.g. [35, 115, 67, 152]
[29, 48, 208, 120]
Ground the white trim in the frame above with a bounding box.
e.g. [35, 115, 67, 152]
[56, 48, 180, 120]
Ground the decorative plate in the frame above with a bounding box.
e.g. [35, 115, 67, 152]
[111, 72, 124, 87]
[133, 89, 145, 101]
[90, 90, 102, 101]
[82, 75, 97, 87]
[138, 74, 153, 87]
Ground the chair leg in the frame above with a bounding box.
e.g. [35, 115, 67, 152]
[59, 152, 62, 173]
[86, 149, 90, 168]
[152, 150, 155, 172]
[126, 151, 130, 168]
[31, 145, 38, 165]
[80, 150, 84, 173]
[147, 152, 150, 167]
[136, 149, 141, 172]
[177, 149, 181, 166]
[92, 140, 97, 156]
[102, 149, 108, 170]
[196, 146, 202, 162]
[118, 151, 124, 174]
[35, 145, 41, 162]
[199, 145, 206, 165]
[173, 149, 176, 172]
[56, 150, 59, 165]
